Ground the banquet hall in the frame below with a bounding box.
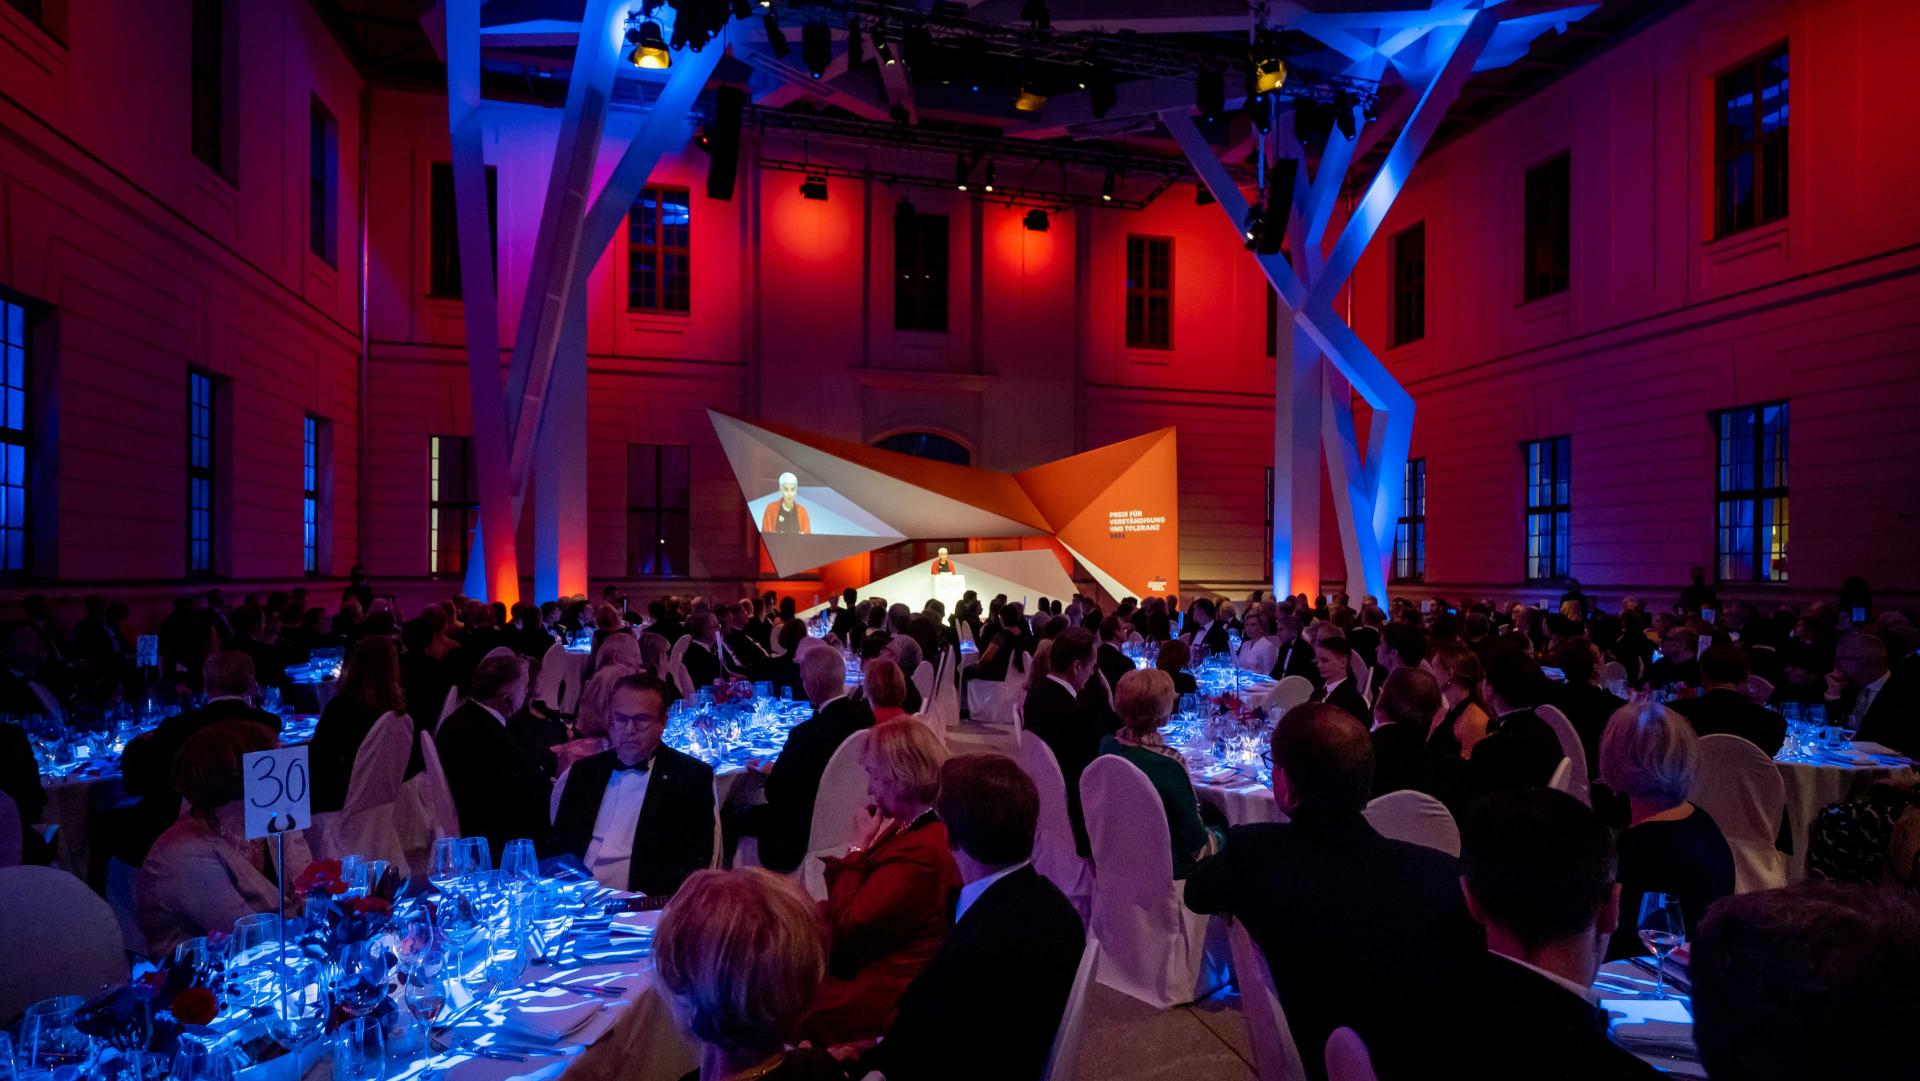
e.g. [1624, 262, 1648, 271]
[3, 0, 1919, 1079]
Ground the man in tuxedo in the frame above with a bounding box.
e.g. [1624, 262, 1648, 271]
[726, 646, 873, 873]
[858, 754, 1084, 1081]
[1548, 637, 1630, 770]
[680, 612, 727, 690]
[721, 602, 771, 677]
[758, 620, 809, 700]
[1184, 703, 1483, 1081]
[1095, 616, 1135, 694]
[435, 652, 553, 857]
[1268, 614, 1318, 685]
[1186, 597, 1230, 659]
[1674, 642, 1787, 756]
[1021, 629, 1107, 857]
[549, 674, 714, 895]
[1467, 647, 1567, 799]
[1311, 637, 1371, 722]
[1455, 789, 1661, 1079]
[1369, 667, 1465, 806]
[1830, 632, 1920, 757]
[1645, 626, 1702, 690]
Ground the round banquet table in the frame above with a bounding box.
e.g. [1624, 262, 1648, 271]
[1193, 771, 1282, 827]
[1775, 741, 1916, 881]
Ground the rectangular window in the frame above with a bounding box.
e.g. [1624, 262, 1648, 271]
[189, 0, 232, 180]
[0, 295, 29, 578]
[428, 162, 499, 299]
[627, 187, 691, 313]
[187, 370, 216, 577]
[627, 443, 691, 577]
[1390, 222, 1425, 346]
[1714, 402, 1789, 582]
[1394, 458, 1426, 582]
[1125, 235, 1173, 350]
[1716, 45, 1789, 237]
[1523, 154, 1570, 301]
[1523, 436, 1571, 581]
[303, 415, 321, 576]
[893, 211, 949, 332]
[428, 435, 477, 578]
[309, 102, 338, 267]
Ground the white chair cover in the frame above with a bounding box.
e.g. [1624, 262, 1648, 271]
[0, 790, 19, 869]
[1272, 675, 1314, 712]
[0, 866, 128, 1024]
[1599, 661, 1630, 695]
[1746, 675, 1775, 704]
[802, 729, 873, 901]
[957, 621, 975, 646]
[1080, 755, 1227, 1008]
[1324, 1027, 1381, 1081]
[1352, 658, 1373, 705]
[436, 685, 460, 728]
[922, 648, 959, 733]
[1040, 936, 1101, 1081]
[668, 634, 692, 671]
[1014, 732, 1094, 921]
[1228, 919, 1308, 1081]
[1690, 734, 1788, 893]
[413, 730, 462, 841]
[309, 711, 414, 876]
[1546, 757, 1574, 794]
[1534, 704, 1590, 804]
[966, 678, 1010, 725]
[911, 660, 935, 702]
[667, 657, 695, 700]
[533, 642, 581, 715]
[1362, 790, 1461, 857]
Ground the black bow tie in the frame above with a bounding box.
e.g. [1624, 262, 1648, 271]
[610, 759, 651, 775]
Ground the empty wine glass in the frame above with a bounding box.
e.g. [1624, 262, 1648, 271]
[458, 836, 492, 879]
[499, 838, 539, 884]
[169, 1034, 232, 1081]
[330, 939, 391, 1020]
[265, 957, 328, 1050]
[1636, 892, 1686, 999]
[330, 1016, 384, 1081]
[428, 838, 463, 895]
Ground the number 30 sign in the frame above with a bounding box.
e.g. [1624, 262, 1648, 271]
[243, 747, 313, 840]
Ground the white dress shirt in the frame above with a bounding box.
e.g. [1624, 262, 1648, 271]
[955, 860, 1030, 923]
[551, 757, 654, 891]
[1046, 674, 1078, 698]
[475, 701, 507, 727]
[1491, 951, 1597, 1004]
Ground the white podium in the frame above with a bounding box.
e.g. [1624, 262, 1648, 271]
[931, 573, 967, 611]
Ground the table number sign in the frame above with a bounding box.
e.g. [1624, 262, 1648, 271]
[243, 746, 312, 840]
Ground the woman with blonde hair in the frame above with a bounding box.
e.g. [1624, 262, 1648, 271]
[552, 662, 640, 774]
[801, 718, 960, 1046]
[1597, 701, 1735, 959]
[1099, 668, 1220, 877]
[1427, 640, 1491, 758]
[593, 630, 643, 676]
[1022, 638, 1056, 697]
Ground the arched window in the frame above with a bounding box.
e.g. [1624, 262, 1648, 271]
[873, 431, 971, 466]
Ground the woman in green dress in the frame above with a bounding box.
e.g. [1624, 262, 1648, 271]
[1099, 668, 1223, 878]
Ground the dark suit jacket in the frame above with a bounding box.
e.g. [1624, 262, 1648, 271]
[1184, 810, 1484, 1081]
[1466, 708, 1567, 799]
[758, 696, 874, 873]
[549, 746, 715, 896]
[724, 628, 771, 675]
[760, 653, 804, 700]
[435, 701, 554, 857]
[1269, 639, 1319, 684]
[1022, 677, 1104, 857]
[1316, 677, 1370, 723]
[1370, 721, 1467, 808]
[1096, 643, 1135, 695]
[1194, 620, 1231, 659]
[681, 640, 724, 691]
[1674, 688, 1788, 757]
[1550, 682, 1628, 774]
[119, 698, 283, 865]
[1448, 952, 1662, 1079]
[1849, 662, 1920, 758]
[308, 696, 388, 814]
[861, 865, 1084, 1081]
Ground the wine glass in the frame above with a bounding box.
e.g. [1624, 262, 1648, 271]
[169, 1034, 232, 1081]
[20, 995, 93, 1078]
[401, 945, 454, 1029]
[458, 836, 492, 881]
[265, 957, 328, 1051]
[1636, 892, 1686, 999]
[499, 838, 539, 884]
[330, 939, 392, 1020]
[428, 838, 463, 895]
[330, 1016, 384, 1081]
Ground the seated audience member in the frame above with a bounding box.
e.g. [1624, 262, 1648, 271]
[863, 658, 913, 724]
[1100, 669, 1219, 877]
[969, 603, 1031, 685]
[1597, 702, 1735, 959]
[120, 651, 282, 865]
[1154, 638, 1199, 696]
[1184, 703, 1483, 1081]
[1096, 617, 1136, 692]
[802, 719, 959, 1045]
[760, 619, 810, 699]
[680, 612, 727, 690]
[1369, 667, 1465, 807]
[1268, 613, 1318, 684]
[858, 754, 1084, 1081]
[1376, 622, 1428, 679]
[399, 615, 457, 738]
[0, 720, 52, 864]
[1311, 636, 1370, 721]
[308, 636, 409, 814]
[1673, 642, 1788, 756]
[722, 602, 772, 675]
[1645, 626, 1702, 690]
[881, 635, 926, 714]
[552, 663, 634, 775]
[1465, 649, 1566, 799]
[1236, 612, 1278, 674]
[1691, 881, 1920, 1081]
[137, 721, 296, 958]
[1021, 629, 1107, 857]
[1457, 789, 1662, 1080]
[550, 674, 713, 895]
[727, 648, 874, 874]
[591, 630, 643, 678]
[436, 652, 553, 857]
[1830, 632, 1920, 757]
[1548, 637, 1628, 770]
[1186, 597, 1230, 658]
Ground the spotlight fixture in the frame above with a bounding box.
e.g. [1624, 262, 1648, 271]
[983, 161, 996, 193]
[762, 13, 789, 58]
[955, 157, 971, 192]
[1015, 85, 1047, 112]
[799, 174, 829, 201]
[1195, 69, 1226, 118]
[1253, 56, 1287, 96]
[1334, 91, 1359, 140]
[1242, 203, 1264, 249]
[628, 20, 670, 70]
[801, 22, 831, 78]
[1024, 208, 1050, 232]
[758, 0, 771, 7]
[875, 39, 896, 66]
[1101, 169, 1115, 202]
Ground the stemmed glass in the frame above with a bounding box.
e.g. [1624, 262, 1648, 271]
[329, 939, 392, 1020]
[169, 1034, 233, 1081]
[265, 957, 329, 1052]
[458, 836, 493, 882]
[499, 838, 539, 885]
[400, 945, 455, 1030]
[1636, 892, 1686, 999]
[330, 1017, 383, 1081]
[428, 838, 463, 895]
[20, 995, 94, 1077]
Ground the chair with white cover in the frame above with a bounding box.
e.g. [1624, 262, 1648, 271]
[1080, 755, 1227, 1008]
[1228, 919, 1308, 1081]
[1746, 674, 1775, 704]
[1324, 1028, 1380, 1081]
[1351, 657, 1373, 706]
[1362, 790, 1461, 857]
[412, 731, 462, 841]
[801, 729, 873, 901]
[966, 678, 1010, 725]
[533, 642, 581, 715]
[0, 865, 128, 1023]
[668, 634, 692, 671]
[1040, 936, 1101, 1081]
[1534, 704, 1590, 804]
[436, 685, 461, 729]
[1690, 733, 1788, 893]
[666, 657, 696, 701]
[1546, 757, 1574, 794]
[911, 660, 935, 703]
[308, 711, 415, 877]
[1599, 661, 1629, 693]
[1272, 675, 1314, 713]
[0, 790, 19, 869]
[924, 648, 959, 730]
[1014, 733, 1093, 920]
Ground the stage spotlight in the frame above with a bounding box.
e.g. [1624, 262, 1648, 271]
[983, 161, 996, 193]
[762, 13, 789, 58]
[1335, 91, 1358, 139]
[955, 157, 971, 192]
[1254, 56, 1288, 95]
[1196, 69, 1226, 118]
[1254, 162, 1295, 255]
[628, 20, 670, 69]
[875, 39, 896, 66]
[1015, 85, 1047, 112]
[1024, 208, 1050, 232]
[799, 174, 829, 201]
[758, 0, 770, 6]
[802, 22, 831, 78]
[1242, 203, 1264, 249]
[1101, 169, 1115, 202]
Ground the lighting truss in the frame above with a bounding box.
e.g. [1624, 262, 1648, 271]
[759, 157, 1173, 211]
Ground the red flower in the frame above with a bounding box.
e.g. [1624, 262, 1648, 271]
[346, 896, 391, 916]
[293, 859, 345, 898]
[170, 987, 219, 1026]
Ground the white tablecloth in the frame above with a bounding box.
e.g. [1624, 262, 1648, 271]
[1593, 959, 1705, 1078]
[1193, 774, 1281, 827]
[1775, 741, 1916, 881]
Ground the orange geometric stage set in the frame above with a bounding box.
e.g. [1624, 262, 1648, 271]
[711, 411, 1179, 604]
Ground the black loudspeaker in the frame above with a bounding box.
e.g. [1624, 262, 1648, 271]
[1256, 160, 1297, 256]
[705, 86, 747, 201]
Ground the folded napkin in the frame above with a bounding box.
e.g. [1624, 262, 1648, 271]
[1612, 1019, 1697, 1057]
[609, 911, 657, 936]
[500, 997, 601, 1043]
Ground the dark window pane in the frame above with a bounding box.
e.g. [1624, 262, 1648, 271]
[629, 186, 691, 313]
[429, 163, 498, 298]
[1124, 236, 1173, 349]
[1715, 46, 1788, 237]
[1391, 223, 1425, 346]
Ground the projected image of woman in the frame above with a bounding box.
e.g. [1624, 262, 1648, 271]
[760, 471, 812, 534]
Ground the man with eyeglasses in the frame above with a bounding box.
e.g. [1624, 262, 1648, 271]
[549, 673, 716, 895]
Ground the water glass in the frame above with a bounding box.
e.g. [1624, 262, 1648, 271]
[169, 1034, 232, 1081]
[19, 996, 92, 1079]
[1636, 892, 1686, 999]
[458, 835, 493, 879]
[338, 855, 367, 898]
[499, 838, 539, 884]
[428, 837, 463, 894]
[330, 1017, 384, 1081]
[266, 957, 329, 1050]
